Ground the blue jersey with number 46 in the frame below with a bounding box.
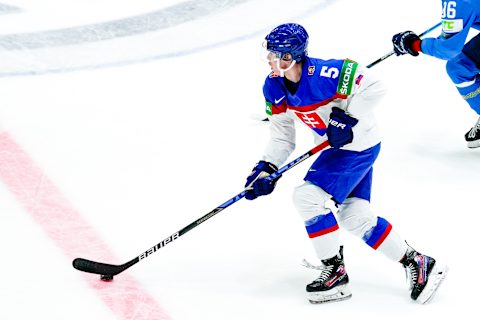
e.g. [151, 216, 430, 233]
[421, 0, 480, 59]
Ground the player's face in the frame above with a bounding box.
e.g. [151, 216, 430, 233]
[266, 51, 294, 75]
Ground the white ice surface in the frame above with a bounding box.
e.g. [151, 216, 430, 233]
[0, 0, 479, 319]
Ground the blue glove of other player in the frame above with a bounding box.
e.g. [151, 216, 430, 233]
[327, 107, 359, 149]
[244, 160, 280, 200]
[392, 31, 421, 56]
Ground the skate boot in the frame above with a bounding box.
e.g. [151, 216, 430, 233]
[465, 117, 480, 148]
[305, 246, 352, 304]
[401, 246, 448, 304]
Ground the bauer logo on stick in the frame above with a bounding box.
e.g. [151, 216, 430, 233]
[139, 233, 180, 260]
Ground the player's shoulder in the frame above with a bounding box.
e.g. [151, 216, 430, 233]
[263, 72, 284, 103]
[263, 71, 283, 92]
[304, 57, 361, 89]
[306, 56, 365, 98]
[305, 57, 360, 76]
[305, 57, 344, 70]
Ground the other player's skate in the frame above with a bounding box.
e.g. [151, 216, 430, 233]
[401, 246, 448, 304]
[305, 246, 352, 304]
[465, 117, 480, 148]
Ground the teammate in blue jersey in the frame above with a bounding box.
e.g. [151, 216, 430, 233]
[392, 0, 480, 148]
[244, 23, 447, 304]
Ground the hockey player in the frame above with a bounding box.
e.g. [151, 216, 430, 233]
[392, 0, 480, 148]
[245, 23, 447, 304]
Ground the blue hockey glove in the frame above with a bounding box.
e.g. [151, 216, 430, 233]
[327, 107, 359, 149]
[244, 160, 280, 200]
[392, 31, 421, 56]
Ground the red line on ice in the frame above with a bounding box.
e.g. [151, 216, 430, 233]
[0, 132, 171, 320]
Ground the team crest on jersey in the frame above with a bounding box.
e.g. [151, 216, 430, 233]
[293, 111, 327, 135]
[308, 66, 315, 75]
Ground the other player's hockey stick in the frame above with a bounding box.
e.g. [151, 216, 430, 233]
[366, 22, 442, 68]
[73, 140, 330, 280]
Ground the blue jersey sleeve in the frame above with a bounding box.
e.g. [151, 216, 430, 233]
[262, 75, 276, 103]
[263, 73, 288, 116]
[421, 0, 480, 60]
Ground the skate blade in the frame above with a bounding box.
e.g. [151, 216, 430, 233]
[308, 284, 352, 304]
[467, 140, 480, 148]
[417, 264, 448, 304]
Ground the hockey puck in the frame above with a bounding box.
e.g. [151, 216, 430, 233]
[100, 274, 114, 281]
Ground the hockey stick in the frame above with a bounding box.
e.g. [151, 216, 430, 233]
[366, 22, 442, 68]
[72, 140, 330, 280]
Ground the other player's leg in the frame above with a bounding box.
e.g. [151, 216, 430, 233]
[465, 116, 480, 148]
[446, 34, 480, 148]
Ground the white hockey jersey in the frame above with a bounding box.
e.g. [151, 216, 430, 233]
[262, 57, 386, 167]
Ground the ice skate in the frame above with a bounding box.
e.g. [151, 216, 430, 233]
[465, 117, 480, 148]
[305, 246, 352, 304]
[401, 247, 448, 304]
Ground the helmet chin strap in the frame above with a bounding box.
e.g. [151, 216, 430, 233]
[276, 59, 296, 77]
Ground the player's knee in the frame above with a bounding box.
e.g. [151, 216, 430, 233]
[446, 53, 478, 85]
[292, 182, 331, 221]
[337, 197, 376, 238]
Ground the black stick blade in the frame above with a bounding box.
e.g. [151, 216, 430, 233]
[73, 258, 123, 276]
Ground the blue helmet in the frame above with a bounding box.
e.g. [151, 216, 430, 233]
[265, 23, 309, 63]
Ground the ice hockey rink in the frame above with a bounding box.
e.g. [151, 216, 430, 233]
[0, 0, 478, 319]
